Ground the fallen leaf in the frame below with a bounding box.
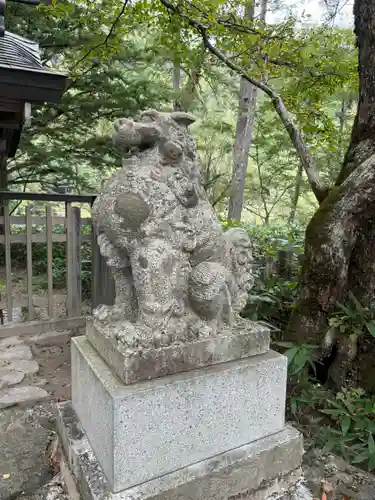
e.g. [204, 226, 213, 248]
[2, 473, 10, 479]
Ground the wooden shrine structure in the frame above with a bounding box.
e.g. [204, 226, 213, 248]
[0, 0, 67, 175]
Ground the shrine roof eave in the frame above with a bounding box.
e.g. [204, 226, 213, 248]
[0, 64, 68, 103]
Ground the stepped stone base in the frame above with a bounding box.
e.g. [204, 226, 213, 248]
[72, 336, 288, 492]
[57, 401, 304, 500]
[87, 318, 270, 385]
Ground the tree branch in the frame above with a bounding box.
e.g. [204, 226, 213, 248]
[158, 0, 328, 203]
[267, 57, 349, 79]
[71, 0, 130, 71]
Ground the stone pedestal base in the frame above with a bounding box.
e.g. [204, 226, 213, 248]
[87, 318, 270, 385]
[72, 336, 288, 492]
[57, 401, 304, 500]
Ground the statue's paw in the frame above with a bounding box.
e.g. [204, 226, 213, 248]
[115, 321, 174, 350]
[93, 304, 125, 323]
[93, 304, 112, 322]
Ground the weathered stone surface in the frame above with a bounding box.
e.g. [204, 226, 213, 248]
[0, 369, 25, 389]
[0, 358, 39, 390]
[91, 110, 255, 353]
[269, 481, 313, 500]
[0, 358, 39, 375]
[0, 385, 49, 408]
[0, 343, 33, 361]
[0, 336, 23, 348]
[87, 317, 269, 384]
[20, 476, 70, 500]
[302, 448, 375, 499]
[72, 336, 287, 493]
[57, 401, 303, 500]
[0, 402, 56, 500]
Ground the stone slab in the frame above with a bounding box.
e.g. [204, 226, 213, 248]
[57, 401, 303, 500]
[0, 369, 25, 389]
[0, 385, 49, 408]
[87, 318, 270, 384]
[0, 358, 40, 389]
[72, 336, 287, 493]
[0, 336, 23, 348]
[0, 343, 33, 361]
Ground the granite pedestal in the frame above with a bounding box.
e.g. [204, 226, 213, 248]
[57, 401, 303, 500]
[57, 324, 304, 500]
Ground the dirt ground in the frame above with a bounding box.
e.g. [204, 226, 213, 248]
[30, 340, 73, 402]
[0, 329, 81, 500]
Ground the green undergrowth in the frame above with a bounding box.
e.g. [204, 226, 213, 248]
[278, 341, 375, 472]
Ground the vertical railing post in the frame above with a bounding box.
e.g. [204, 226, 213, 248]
[46, 205, 54, 318]
[26, 205, 34, 320]
[91, 224, 100, 311]
[74, 206, 82, 314]
[91, 223, 115, 310]
[66, 203, 81, 317]
[3, 204, 12, 322]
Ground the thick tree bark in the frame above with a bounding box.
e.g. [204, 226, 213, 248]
[287, 0, 375, 389]
[227, 0, 267, 222]
[287, 153, 375, 342]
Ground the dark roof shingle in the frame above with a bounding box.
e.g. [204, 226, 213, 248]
[0, 31, 43, 71]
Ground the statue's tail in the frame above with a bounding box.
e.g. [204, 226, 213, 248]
[224, 228, 254, 313]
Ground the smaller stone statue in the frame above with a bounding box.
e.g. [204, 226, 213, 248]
[91, 110, 254, 350]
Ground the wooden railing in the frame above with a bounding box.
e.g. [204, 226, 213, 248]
[0, 191, 115, 337]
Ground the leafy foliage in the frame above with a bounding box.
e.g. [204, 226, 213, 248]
[318, 388, 375, 470]
[328, 294, 375, 342]
[6, 2, 173, 191]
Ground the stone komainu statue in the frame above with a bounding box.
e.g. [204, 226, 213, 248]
[92, 110, 253, 349]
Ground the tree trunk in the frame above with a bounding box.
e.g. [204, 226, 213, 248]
[288, 162, 303, 225]
[227, 0, 267, 222]
[172, 59, 181, 111]
[173, 46, 205, 113]
[286, 0, 375, 390]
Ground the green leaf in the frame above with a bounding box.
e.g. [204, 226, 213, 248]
[284, 346, 298, 366]
[352, 452, 369, 464]
[368, 453, 375, 471]
[321, 408, 346, 416]
[365, 321, 375, 337]
[341, 415, 351, 435]
[324, 439, 336, 453]
[290, 398, 298, 414]
[368, 434, 375, 455]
